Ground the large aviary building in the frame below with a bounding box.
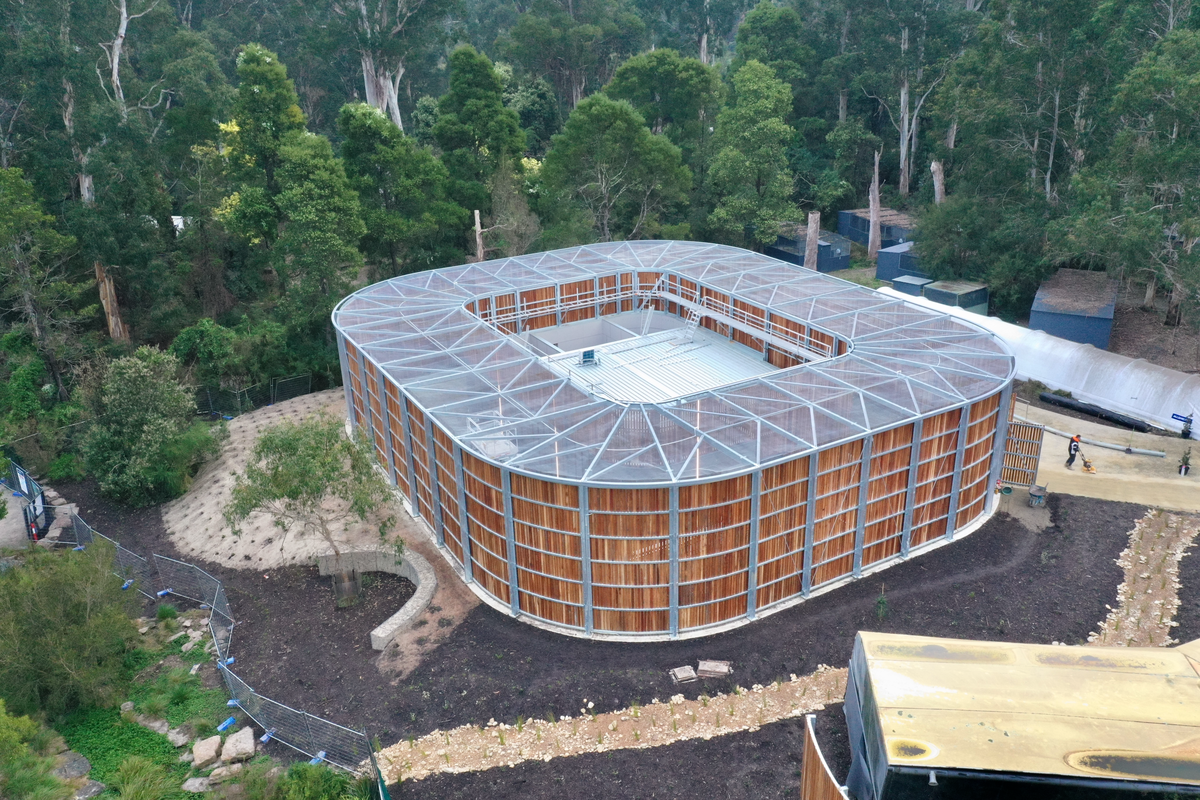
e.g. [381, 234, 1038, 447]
[333, 242, 1016, 640]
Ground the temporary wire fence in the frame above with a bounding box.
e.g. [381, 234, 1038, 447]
[11, 472, 377, 778]
[195, 374, 314, 418]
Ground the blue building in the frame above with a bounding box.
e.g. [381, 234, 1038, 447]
[875, 241, 926, 282]
[837, 208, 915, 248]
[765, 227, 852, 272]
[1029, 270, 1118, 350]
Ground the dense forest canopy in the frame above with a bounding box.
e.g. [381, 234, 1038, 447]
[1, 0, 1198, 490]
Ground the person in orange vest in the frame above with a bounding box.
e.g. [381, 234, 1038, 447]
[1065, 435, 1081, 469]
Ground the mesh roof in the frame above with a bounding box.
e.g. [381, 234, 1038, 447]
[333, 241, 1014, 485]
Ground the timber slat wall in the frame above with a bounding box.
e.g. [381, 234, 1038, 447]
[1002, 420, 1043, 486]
[340, 270, 1008, 637]
[800, 714, 846, 800]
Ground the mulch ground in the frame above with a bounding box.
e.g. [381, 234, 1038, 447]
[1177, 532, 1200, 645]
[58, 479, 1145, 799]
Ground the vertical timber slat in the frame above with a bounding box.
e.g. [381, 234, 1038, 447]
[802, 452, 819, 597]
[746, 470, 761, 619]
[453, 445, 474, 582]
[424, 416, 445, 544]
[580, 485, 593, 635]
[669, 486, 680, 638]
[985, 386, 1013, 514]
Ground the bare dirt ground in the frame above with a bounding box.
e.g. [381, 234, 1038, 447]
[1109, 291, 1200, 374]
[160, 390, 393, 568]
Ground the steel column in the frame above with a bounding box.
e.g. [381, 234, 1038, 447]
[336, 333, 354, 434]
[453, 445, 474, 582]
[944, 404, 973, 540]
[579, 485, 593, 635]
[593, 276, 601, 318]
[746, 470, 762, 619]
[555, 282, 562, 326]
[501, 470, 520, 616]
[424, 416, 446, 546]
[355, 346, 370, 439]
[669, 485, 680, 638]
[398, 397, 421, 518]
[901, 418, 923, 558]
[801, 452, 819, 597]
[985, 385, 1014, 515]
[853, 435, 874, 578]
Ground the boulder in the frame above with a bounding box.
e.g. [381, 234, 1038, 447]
[179, 752, 194, 764]
[138, 626, 151, 635]
[181, 777, 211, 793]
[208, 763, 244, 783]
[182, 641, 196, 653]
[52, 751, 90, 781]
[74, 780, 106, 799]
[192, 735, 222, 770]
[120, 701, 135, 713]
[220, 726, 255, 763]
[168, 728, 190, 747]
[136, 715, 169, 735]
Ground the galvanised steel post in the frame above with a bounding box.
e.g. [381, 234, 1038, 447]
[801, 451, 819, 597]
[336, 332, 354, 434]
[945, 403, 972, 540]
[355, 346, 370, 437]
[985, 385, 1014, 515]
[398, 396, 421, 520]
[901, 418, 923, 558]
[669, 485, 680, 638]
[424, 416, 446, 545]
[853, 435, 874, 578]
[579, 485, 594, 635]
[501, 470, 520, 616]
[453, 445, 474, 582]
[746, 470, 762, 619]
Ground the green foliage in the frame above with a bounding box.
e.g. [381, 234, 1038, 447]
[732, 1, 813, 111]
[706, 61, 797, 247]
[110, 755, 179, 800]
[605, 49, 721, 165]
[81, 347, 224, 507]
[155, 604, 178, 621]
[434, 46, 527, 212]
[225, 413, 395, 563]
[45, 454, 84, 483]
[542, 94, 691, 242]
[339, 103, 468, 278]
[0, 699, 70, 800]
[276, 763, 352, 800]
[0, 545, 138, 717]
[224, 44, 308, 191]
[57, 708, 187, 786]
[128, 668, 225, 730]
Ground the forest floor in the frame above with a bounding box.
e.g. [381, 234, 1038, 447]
[1109, 290, 1200, 374]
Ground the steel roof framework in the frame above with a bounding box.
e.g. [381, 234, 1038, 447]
[333, 241, 1015, 487]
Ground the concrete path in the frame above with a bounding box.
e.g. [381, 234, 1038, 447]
[0, 490, 28, 551]
[1015, 402, 1199, 513]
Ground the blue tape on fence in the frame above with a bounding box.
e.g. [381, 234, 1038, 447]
[309, 751, 326, 765]
[224, 657, 235, 666]
[156, 588, 173, 597]
[217, 717, 237, 732]
[73, 545, 85, 551]
[122, 580, 134, 590]
[260, 728, 276, 743]
[227, 699, 240, 707]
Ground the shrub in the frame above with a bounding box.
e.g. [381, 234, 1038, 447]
[81, 347, 226, 507]
[277, 763, 350, 800]
[45, 453, 85, 482]
[156, 604, 178, 621]
[0, 699, 70, 800]
[110, 755, 176, 800]
[0, 544, 138, 717]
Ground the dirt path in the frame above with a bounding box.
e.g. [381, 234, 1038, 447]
[1016, 404, 1200, 513]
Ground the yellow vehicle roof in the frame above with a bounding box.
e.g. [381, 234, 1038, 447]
[856, 631, 1200, 785]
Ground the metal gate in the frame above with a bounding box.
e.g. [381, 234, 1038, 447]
[1002, 420, 1044, 486]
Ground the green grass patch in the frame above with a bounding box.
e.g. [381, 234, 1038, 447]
[57, 708, 188, 785]
[127, 667, 227, 729]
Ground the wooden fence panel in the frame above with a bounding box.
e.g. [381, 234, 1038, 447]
[1002, 421, 1044, 486]
[800, 714, 847, 800]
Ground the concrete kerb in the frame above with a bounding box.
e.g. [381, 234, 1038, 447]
[315, 546, 437, 650]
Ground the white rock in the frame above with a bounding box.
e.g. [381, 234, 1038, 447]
[168, 631, 188, 642]
[138, 626, 151, 635]
[182, 619, 193, 628]
[168, 728, 190, 747]
[208, 763, 244, 783]
[182, 641, 196, 653]
[220, 726, 255, 763]
[192, 735, 222, 770]
[181, 777, 210, 793]
[120, 701, 135, 713]
[136, 716, 169, 735]
[189, 664, 201, 676]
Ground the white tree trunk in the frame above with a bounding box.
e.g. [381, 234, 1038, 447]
[474, 209, 485, 263]
[361, 52, 405, 131]
[898, 75, 911, 196]
[101, 0, 158, 122]
[930, 160, 946, 204]
[869, 151, 882, 261]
